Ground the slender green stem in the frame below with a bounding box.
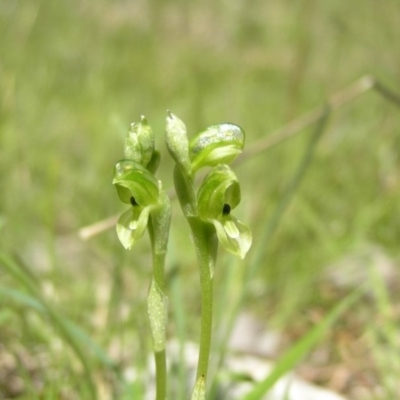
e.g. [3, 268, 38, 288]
[0, 253, 98, 400]
[148, 210, 169, 400]
[173, 165, 216, 385]
[154, 350, 167, 400]
[188, 218, 215, 381]
[152, 251, 167, 400]
[152, 250, 166, 289]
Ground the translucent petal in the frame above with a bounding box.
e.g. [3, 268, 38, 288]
[224, 219, 240, 238]
[129, 219, 138, 230]
[116, 206, 152, 250]
[212, 215, 252, 259]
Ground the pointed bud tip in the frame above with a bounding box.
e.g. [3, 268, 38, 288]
[165, 112, 191, 171]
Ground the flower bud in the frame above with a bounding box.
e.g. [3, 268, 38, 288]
[165, 111, 191, 173]
[124, 116, 155, 169]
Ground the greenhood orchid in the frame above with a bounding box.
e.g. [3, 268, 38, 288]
[113, 115, 172, 400]
[113, 159, 161, 250]
[113, 112, 251, 398]
[197, 164, 252, 259]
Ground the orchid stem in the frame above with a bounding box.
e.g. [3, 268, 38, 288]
[148, 204, 170, 400]
[152, 250, 167, 400]
[173, 166, 216, 388]
[188, 218, 215, 381]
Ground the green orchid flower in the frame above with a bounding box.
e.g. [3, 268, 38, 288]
[189, 123, 245, 173]
[113, 159, 160, 249]
[197, 164, 252, 259]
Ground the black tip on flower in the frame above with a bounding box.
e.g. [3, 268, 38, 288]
[222, 203, 231, 215]
[130, 196, 138, 206]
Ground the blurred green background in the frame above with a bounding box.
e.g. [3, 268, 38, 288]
[1, 0, 400, 399]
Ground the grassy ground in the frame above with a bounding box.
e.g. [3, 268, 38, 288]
[1, 0, 400, 399]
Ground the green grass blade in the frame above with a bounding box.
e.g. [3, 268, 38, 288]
[366, 264, 400, 397]
[0, 285, 44, 312]
[248, 105, 331, 278]
[0, 252, 99, 400]
[212, 107, 331, 387]
[0, 284, 117, 371]
[241, 286, 365, 400]
[63, 319, 118, 372]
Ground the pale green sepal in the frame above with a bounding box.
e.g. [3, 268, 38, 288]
[116, 206, 153, 250]
[124, 116, 155, 168]
[147, 279, 168, 353]
[212, 215, 252, 259]
[165, 111, 191, 173]
[191, 375, 206, 400]
[113, 160, 159, 206]
[189, 123, 245, 172]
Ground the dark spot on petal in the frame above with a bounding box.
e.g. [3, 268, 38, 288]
[130, 196, 138, 206]
[222, 203, 231, 215]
